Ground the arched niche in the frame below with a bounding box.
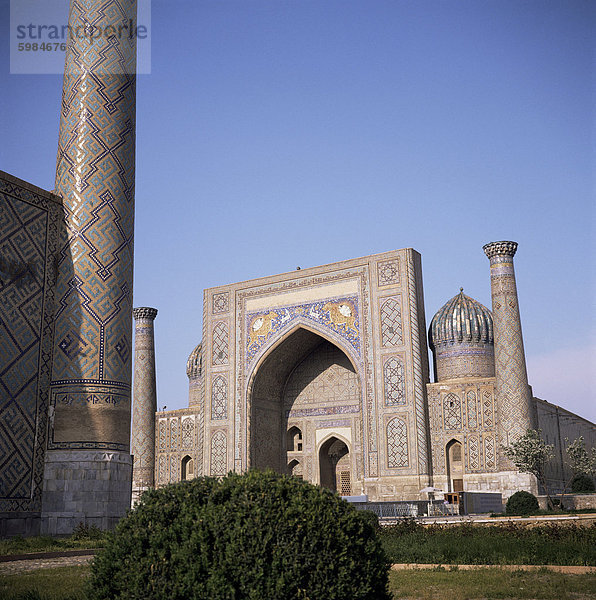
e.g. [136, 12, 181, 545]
[446, 439, 464, 492]
[287, 426, 303, 452]
[247, 326, 360, 477]
[319, 435, 351, 495]
[181, 455, 194, 481]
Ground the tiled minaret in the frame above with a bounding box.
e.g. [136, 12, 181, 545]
[483, 241, 534, 466]
[42, 0, 137, 533]
[132, 308, 158, 504]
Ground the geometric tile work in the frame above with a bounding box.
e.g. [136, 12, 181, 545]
[131, 308, 158, 489]
[283, 343, 359, 409]
[377, 259, 400, 287]
[406, 251, 430, 477]
[212, 322, 229, 366]
[466, 391, 478, 429]
[212, 292, 229, 314]
[383, 357, 406, 406]
[181, 417, 194, 449]
[484, 435, 496, 469]
[380, 297, 403, 346]
[158, 421, 166, 451]
[158, 455, 167, 483]
[484, 242, 533, 449]
[387, 417, 409, 468]
[50, 0, 136, 449]
[210, 431, 227, 476]
[246, 296, 361, 365]
[169, 454, 178, 483]
[170, 419, 179, 450]
[0, 176, 60, 511]
[211, 376, 227, 420]
[482, 391, 494, 428]
[468, 435, 480, 470]
[443, 393, 462, 429]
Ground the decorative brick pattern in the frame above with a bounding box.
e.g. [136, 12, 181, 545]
[466, 391, 478, 429]
[169, 419, 179, 450]
[169, 454, 178, 483]
[406, 252, 430, 476]
[443, 393, 462, 429]
[212, 292, 230, 314]
[158, 421, 166, 451]
[210, 431, 227, 476]
[212, 322, 229, 366]
[383, 357, 406, 406]
[0, 176, 60, 512]
[484, 241, 533, 463]
[131, 308, 158, 491]
[468, 435, 480, 469]
[387, 418, 409, 468]
[284, 343, 359, 409]
[50, 0, 137, 450]
[484, 435, 496, 469]
[181, 417, 194, 449]
[380, 298, 403, 346]
[377, 259, 400, 286]
[158, 455, 167, 483]
[482, 391, 494, 428]
[211, 376, 227, 420]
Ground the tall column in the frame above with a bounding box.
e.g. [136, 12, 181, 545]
[483, 241, 534, 466]
[42, 0, 137, 534]
[132, 308, 158, 504]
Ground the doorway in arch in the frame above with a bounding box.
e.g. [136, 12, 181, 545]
[249, 327, 360, 491]
[446, 439, 464, 492]
[319, 436, 351, 495]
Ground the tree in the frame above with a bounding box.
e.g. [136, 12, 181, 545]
[503, 429, 555, 509]
[561, 436, 596, 499]
[504, 430, 596, 511]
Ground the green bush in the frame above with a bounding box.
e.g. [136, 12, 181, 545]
[571, 474, 595, 494]
[506, 491, 539, 516]
[356, 508, 381, 530]
[87, 470, 390, 600]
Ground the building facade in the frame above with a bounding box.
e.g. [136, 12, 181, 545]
[149, 243, 596, 501]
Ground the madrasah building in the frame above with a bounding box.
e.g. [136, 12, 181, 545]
[132, 242, 595, 503]
[1, 0, 594, 538]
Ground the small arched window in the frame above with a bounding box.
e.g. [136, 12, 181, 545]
[287, 426, 303, 452]
[181, 455, 194, 480]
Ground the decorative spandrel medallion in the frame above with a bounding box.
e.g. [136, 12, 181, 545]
[245, 295, 361, 364]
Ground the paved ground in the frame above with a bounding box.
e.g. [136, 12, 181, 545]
[1, 552, 594, 576]
[0, 554, 94, 574]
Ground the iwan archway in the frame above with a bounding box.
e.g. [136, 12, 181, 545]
[247, 325, 362, 491]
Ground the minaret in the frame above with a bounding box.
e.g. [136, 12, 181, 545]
[42, 0, 137, 533]
[131, 308, 158, 504]
[483, 241, 534, 466]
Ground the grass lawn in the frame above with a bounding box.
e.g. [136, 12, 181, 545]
[0, 530, 106, 557]
[380, 521, 596, 566]
[1, 565, 595, 600]
[0, 566, 89, 600]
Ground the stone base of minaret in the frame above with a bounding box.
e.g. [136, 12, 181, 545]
[40, 451, 132, 535]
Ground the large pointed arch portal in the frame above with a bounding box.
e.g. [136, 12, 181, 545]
[248, 326, 361, 483]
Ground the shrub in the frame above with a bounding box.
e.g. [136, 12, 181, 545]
[87, 470, 390, 600]
[506, 491, 539, 515]
[571, 474, 596, 494]
[71, 522, 105, 541]
[357, 508, 381, 530]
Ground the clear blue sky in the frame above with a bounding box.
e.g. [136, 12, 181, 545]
[2, 0, 595, 421]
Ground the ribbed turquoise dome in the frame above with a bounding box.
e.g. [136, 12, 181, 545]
[186, 342, 202, 378]
[429, 289, 493, 349]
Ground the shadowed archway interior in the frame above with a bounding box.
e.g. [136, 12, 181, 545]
[249, 327, 359, 479]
